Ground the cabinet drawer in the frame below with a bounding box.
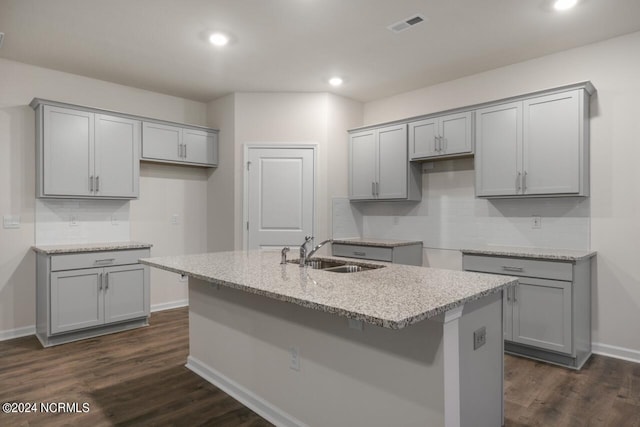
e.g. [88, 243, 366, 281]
[332, 244, 392, 262]
[51, 249, 150, 271]
[462, 255, 572, 281]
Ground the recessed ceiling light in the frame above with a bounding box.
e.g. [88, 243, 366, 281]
[553, 0, 578, 11]
[209, 32, 229, 47]
[329, 77, 343, 87]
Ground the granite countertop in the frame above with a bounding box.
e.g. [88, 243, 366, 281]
[332, 238, 423, 248]
[32, 241, 153, 255]
[140, 250, 516, 330]
[461, 246, 596, 262]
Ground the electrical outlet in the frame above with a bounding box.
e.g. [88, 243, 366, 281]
[348, 318, 363, 330]
[532, 215, 542, 229]
[474, 326, 486, 350]
[70, 215, 79, 227]
[3, 215, 20, 229]
[289, 346, 300, 371]
[171, 214, 179, 225]
[392, 216, 399, 226]
[111, 215, 119, 225]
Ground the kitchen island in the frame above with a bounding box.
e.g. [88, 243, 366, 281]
[140, 250, 517, 427]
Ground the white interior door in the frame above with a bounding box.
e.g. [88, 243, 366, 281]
[247, 146, 315, 250]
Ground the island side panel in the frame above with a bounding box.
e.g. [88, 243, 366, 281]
[187, 278, 447, 427]
[458, 292, 503, 427]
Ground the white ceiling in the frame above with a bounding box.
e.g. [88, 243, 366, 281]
[1, 0, 639, 103]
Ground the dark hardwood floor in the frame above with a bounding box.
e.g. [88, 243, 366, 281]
[1, 307, 639, 426]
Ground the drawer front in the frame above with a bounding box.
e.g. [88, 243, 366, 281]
[462, 254, 572, 281]
[51, 249, 150, 271]
[332, 244, 393, 262]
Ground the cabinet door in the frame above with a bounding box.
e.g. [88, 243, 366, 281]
[511, 278, 572, 354]
[141, 122, 182, 162]
[377, 124, 408, 199]
[408, 118, 438, 160]
[50, 268, 104, 334]
[349, 129, 377, 199]
[523, 90, 581, 195]
[475, 102, 522, 197]
[42, 105, 94, 197]
[94, 114, 140, 198]
[183, 129, 218, 166]
[440, 111, 473, 156]
[103, 265, 148, 324]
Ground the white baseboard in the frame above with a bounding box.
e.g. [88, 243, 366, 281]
[186, 355, 307, 427]
[150, 299, 188, 312]
[0, 325, 35, 342]
[592, 342, 640, 364]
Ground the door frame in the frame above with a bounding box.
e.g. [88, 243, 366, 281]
[242, 144, 318, 250]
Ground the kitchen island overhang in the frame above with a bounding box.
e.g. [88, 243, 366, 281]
[141, 251, 517, 427]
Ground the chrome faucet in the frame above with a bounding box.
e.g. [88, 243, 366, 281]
[299, 236, 314, 267]
[307, 239, 333, 260]
[280, 247, 290, 264]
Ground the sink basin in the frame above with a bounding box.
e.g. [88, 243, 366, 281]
[287, 258, 384, 273]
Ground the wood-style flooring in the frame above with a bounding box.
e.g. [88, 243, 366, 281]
[0, 307, 638, 426]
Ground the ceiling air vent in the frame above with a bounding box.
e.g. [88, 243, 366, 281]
[0, 33, 4, 49]
[387, 15, 426, 33]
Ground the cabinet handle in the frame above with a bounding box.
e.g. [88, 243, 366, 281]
[89, 175, 94, 192]
[513, 286, 518, 303]
[516, 172, 522, 192]
[372, 182, 376, 197]
[184, 144, 187, 158]
[502, 266, 524, 272]
[375, 182, 379, 196]
[96, 176, 100, 192]
[523, 171, 527, 192]
[353, 251, 366, 256]
[506, 287, 511, 302]
[98, 273, 103, 291]
[105, 272, 109, 290]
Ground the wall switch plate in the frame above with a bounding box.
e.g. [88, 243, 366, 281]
[171, 214, 179, 225]
[3, 215, 20, 229]
[474, 326, 486, 350]
[532, 215, 542, 229]
[289, 346, 300, 371]
[70, 215, 79, 227]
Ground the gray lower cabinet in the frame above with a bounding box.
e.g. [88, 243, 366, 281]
[332, 242, 422, 266]
[142, 121, 218, 167]
[37, 249, 150, 347]
[462, 254, 592, 369]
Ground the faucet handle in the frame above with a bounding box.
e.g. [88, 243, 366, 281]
[304, 235, 314, 243]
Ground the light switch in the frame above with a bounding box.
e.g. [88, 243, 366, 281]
[3, 215, 20, 229]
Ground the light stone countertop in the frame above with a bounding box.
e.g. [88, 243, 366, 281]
[461, 246, 596, 262]
[332, 238, 423, 248]
[32, 241, 153, 255]
[140, 250, 517, 329]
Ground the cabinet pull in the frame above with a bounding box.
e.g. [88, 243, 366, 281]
[502, 266, 524, 272]
[98, 273, 103, 290]
[184, 144, 187, 158]
[95, 258, 116, 265]
[372, 182, 376, 196]
[523, 171, 527, 192]
[89, 175, 94, 192]
[96, 176, 100, 192]
[513, 286, 518, 303]
[516, 172, 522, 192]
[506, 287, 511, 302]
[353, 251, 366, 256]
[105, 272, 109, 290]
[375, 182, 379, 196]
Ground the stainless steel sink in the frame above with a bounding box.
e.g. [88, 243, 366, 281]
[287, 258, 383, 273]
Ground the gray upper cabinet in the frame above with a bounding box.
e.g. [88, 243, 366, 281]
[36, 104, 140, 199]
[475, 85, 591, 198]
[142, 121, 218, 167]
[409, 111, 474, 161]
[349, 124, 421, 201]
